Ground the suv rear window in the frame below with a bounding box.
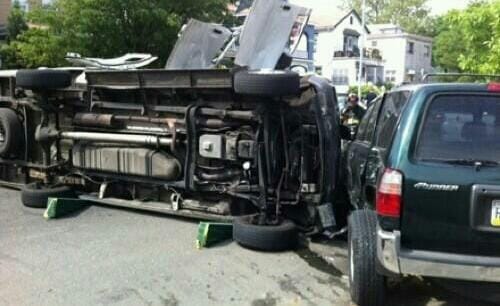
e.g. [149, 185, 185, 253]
[416, 94, 500, 163]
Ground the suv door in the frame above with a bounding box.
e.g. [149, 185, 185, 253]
[347, 98, 381, 208]
[362, 91, 411, 207]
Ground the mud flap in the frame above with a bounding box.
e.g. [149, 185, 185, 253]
[317, 203, 336, 229]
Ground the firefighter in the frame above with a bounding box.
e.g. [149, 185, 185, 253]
[341, 93, 366, 127]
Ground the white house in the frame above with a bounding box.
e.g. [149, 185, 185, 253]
[311, 9, 385, 94]
[368, 24, 433, 84]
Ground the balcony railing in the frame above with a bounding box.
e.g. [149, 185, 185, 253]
[333, 48, 383, 60]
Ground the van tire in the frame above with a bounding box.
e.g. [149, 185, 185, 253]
[21, 183, 76, 209]
[233, 215, 299, 251]
[16, 70, 72, 90]
[0, 108, 23, 158]
[233, 70, 300, 97]
[348, 210, 386, 306]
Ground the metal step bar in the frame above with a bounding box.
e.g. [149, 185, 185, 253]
[79, 195, 234, 222]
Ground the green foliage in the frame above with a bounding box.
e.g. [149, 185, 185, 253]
[432, 12, 465, 71]
[348, 84, 391, 97]
[433, 0, 500, 74]
[6, 1, 28, 42]
[0, 43, 22, 68]
[5, 0, 233, 68]
[342, 0, 435, 36]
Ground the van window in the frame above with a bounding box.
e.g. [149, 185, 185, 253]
[375, 91, 411, 149]
[415, 94, 500, 163]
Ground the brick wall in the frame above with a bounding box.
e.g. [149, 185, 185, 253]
[0, 0, 12, 26]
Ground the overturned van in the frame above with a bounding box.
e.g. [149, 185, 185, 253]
[0, 0, 342, 251]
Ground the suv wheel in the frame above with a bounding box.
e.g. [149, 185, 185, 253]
[233, 70, 300, 97]
[233, 215, 299, 251]
[348, 209, 386, 306]
[21, 183, 76, 209]
[0, 108, 23, 158]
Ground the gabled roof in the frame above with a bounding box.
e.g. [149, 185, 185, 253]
[307, 6, 349, 27]
[310, 9, 371, 34]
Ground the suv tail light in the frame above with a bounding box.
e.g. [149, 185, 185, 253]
[376, 169, 403, 218]
[488, 83, 500, 92]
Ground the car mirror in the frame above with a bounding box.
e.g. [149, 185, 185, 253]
[340, 125, 353, 141]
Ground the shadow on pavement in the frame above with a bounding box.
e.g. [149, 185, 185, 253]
[307, 239, 498, 306]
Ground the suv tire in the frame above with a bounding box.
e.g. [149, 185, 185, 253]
[16, 70, 72, 90]
[21, 183, 76, 209]
[0, 108, 23, 158]
[233, 215, 299, 251]
[233, 70, 300, 97]
[348, 210, 386, 306]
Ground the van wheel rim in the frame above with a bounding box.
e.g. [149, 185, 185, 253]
[0, 125, 5, 143]
[349, 240, 354, 283]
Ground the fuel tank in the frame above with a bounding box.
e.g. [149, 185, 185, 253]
[72, 143, 181, 180]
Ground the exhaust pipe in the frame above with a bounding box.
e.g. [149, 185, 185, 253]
[60, 131, 173, 147]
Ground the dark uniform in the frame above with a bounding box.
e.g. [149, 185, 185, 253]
[341, 105, 366, 126]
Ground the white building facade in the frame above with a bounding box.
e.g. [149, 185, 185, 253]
[368, 24, 433, 84]
[312, 10, 385, 94]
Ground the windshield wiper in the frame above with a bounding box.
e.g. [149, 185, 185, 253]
[431, 159, 499, 167]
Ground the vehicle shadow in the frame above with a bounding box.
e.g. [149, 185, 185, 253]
[308, 239, 498, 306]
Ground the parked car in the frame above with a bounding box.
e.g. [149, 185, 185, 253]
[344, 82, 500, 305]
[0, 0, 343, 252]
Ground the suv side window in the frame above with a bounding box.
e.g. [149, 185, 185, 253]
[375, 91, 411, 148]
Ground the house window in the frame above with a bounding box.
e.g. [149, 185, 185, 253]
[371, 40, 377, 47]
[424, 45, 430, 57]
[385, 70, 397, 83]
[407, 42, 415, 54]
[332, 69, 349, 85]
[350, 16, 354, 25]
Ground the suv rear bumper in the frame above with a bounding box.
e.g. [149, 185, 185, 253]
[377, 227, 500, 282]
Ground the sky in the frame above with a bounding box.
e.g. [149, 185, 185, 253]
[427, 0, 470, 15]
[291, 0, 471, 16]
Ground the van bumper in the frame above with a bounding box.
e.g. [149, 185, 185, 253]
[376, 227, 500, 282]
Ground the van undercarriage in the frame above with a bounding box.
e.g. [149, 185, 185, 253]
[0, 69, 341, 237]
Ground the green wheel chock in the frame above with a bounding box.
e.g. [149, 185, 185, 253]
[196, 222, 233, 249]
[44, 198, 90, 220]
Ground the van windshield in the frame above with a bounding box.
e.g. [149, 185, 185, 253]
[416, 94, 500, 164]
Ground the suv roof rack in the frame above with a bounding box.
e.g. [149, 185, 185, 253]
[422, 73, 500, 83]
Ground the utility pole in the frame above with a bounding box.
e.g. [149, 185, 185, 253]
[358, 0, 366, 98]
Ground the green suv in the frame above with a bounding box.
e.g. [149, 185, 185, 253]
[345, 82, 500, 305]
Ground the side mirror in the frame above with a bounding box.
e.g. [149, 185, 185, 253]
[340, 125, 354, 141]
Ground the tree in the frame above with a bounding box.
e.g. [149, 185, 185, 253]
[341, 0, 435, 36]
[0, 1, 28, 68]
[6, 0, 28, 42]
[433, 0, 500, 74]
[341, 0, 389, 22]
[432, 12, 465, 71]
[10, 0, 234, 68]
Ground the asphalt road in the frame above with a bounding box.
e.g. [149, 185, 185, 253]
[0, 187, 496, 306]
